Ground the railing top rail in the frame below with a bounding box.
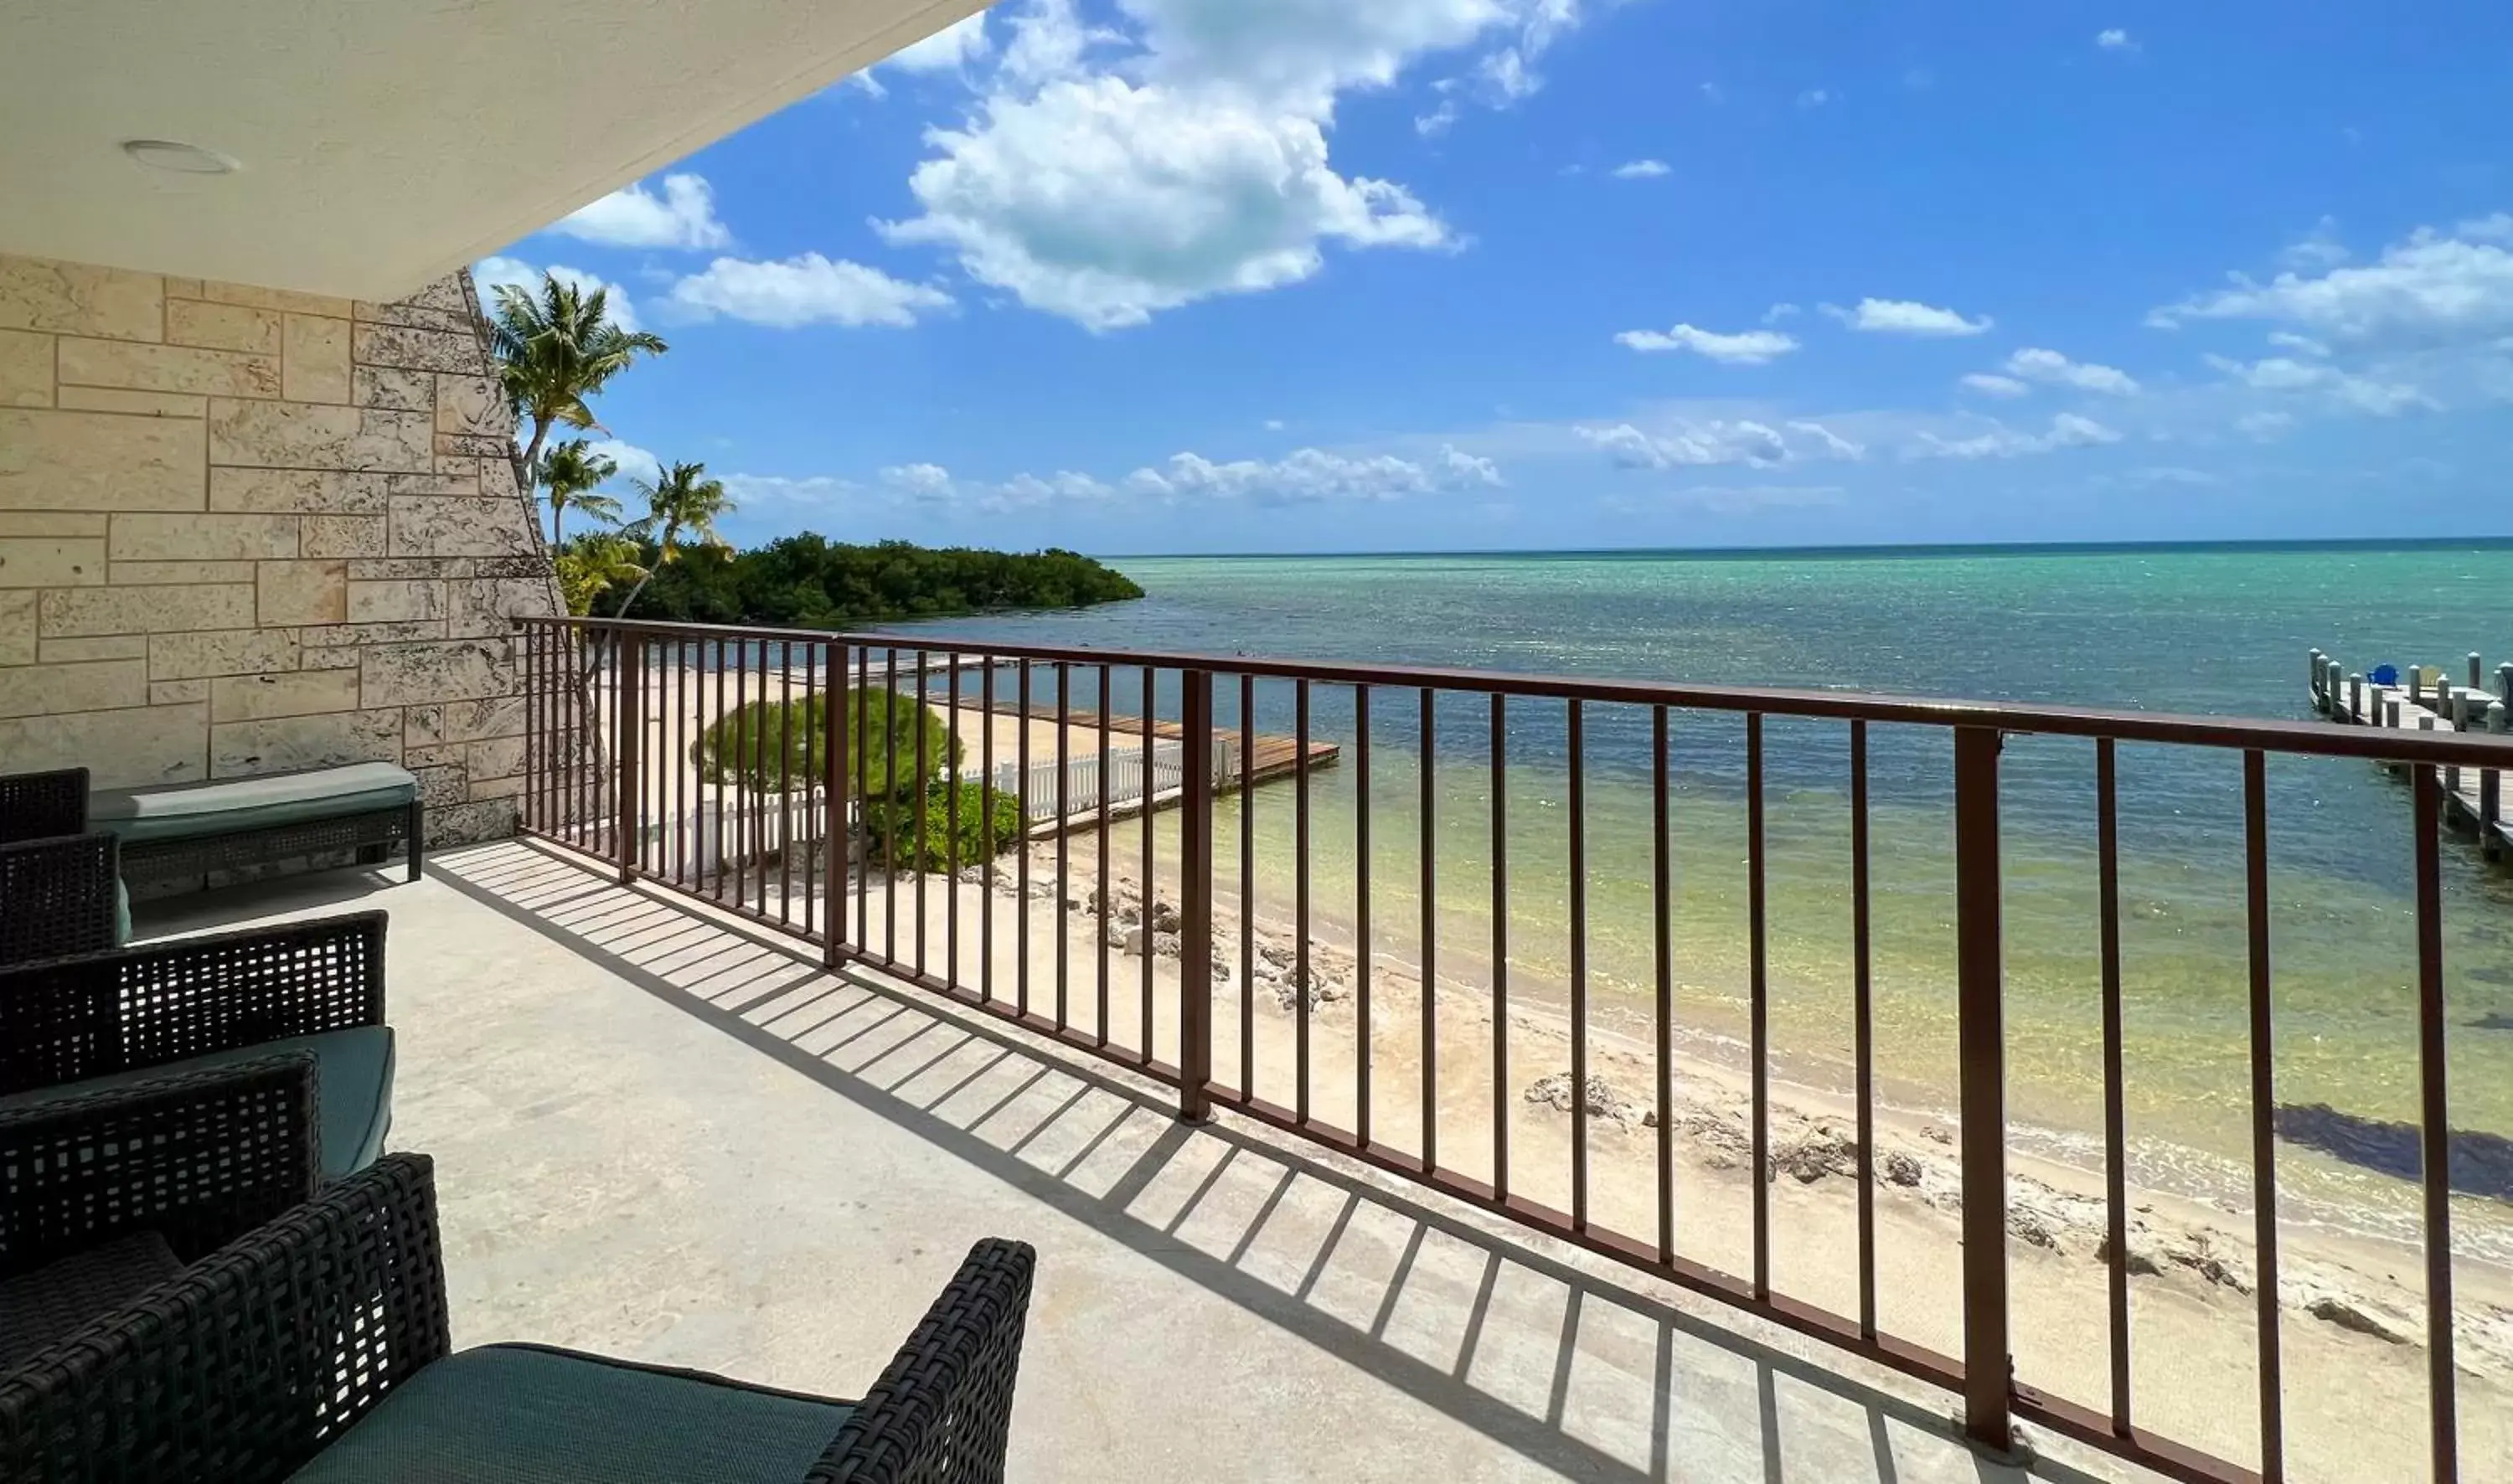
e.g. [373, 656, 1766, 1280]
[517, 614, 2513, 767]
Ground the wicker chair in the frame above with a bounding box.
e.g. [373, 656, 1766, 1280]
[1, 1054, 321, 1369]
[0, 912, 393, 1180]
[0, 768, 87, 846]
[0, 832, 119, 966]
[0, 1154, 1037, 1483]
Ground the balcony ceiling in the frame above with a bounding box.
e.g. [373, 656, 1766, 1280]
[0, 0, 984, 300]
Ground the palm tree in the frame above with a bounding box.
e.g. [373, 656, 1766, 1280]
[488, 274, 667, 484]
[538, 439, 622, 545]
[611, 461, 736, 617]
[553, 534, 647, 616]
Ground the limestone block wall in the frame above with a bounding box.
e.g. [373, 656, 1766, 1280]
[0, 253, 560, 845]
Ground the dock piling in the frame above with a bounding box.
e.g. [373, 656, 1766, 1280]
[2470, 653, 2485, 691]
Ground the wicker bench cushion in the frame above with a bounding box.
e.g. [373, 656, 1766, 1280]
[0, 1229, 181, 1369]
[92, 764, 419, 845]
[286, 1344, 854, 1484]
[0, 1027, 392, 1180]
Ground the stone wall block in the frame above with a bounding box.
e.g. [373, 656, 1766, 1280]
[195, 283, 354, 318]
[110, 560, 256, 585]
[209, 468, 390, 514]
[360, 637, 511, 708]
[167, 300, 281, 355]
[0, 330, 54, 407]
[449, 578, 550, 636]
[0, 410, 204, 512]
[303, 517, 388, 559]
[57, 340, 280, 399]
[258, 559, 348, 625]
[213, 708, 402, 776]
[0, 259, 162, 341]
[282, 314, 352, 403]
[148, 628, 300, 680]
[0, 537, 104, 587]
[210, 667, 361, 722]
[348, 579, 446, 623]
[111, 513, 297, 561]
[388, 496, 535, 558]
[40, 636, 147, 662]
[0, 591, 36, 664]
[56, 388, 206, 417]
[44, 584, 255, 637]
[208, 401, 435, 472]
[353, 366, 434, 411]
[0, 658, 147, 718]
[0, 703, 207, 787]
[408, 696, 524, 745]
[351, 323, 479, 374]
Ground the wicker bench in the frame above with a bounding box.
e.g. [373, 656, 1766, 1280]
[92, 761, 425, 889]
[0, 1156, 1038, 1484]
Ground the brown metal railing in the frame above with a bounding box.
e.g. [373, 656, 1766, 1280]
[517, 614, 2510, 1484]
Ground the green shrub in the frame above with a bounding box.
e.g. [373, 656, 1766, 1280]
[695, 689, 958, 797]
[864, 781, 1024, 874]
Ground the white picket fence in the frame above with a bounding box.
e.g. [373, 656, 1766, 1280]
[984, 739, 1223, 824]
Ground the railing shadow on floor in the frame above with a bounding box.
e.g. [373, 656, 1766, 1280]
[144, 840, 2124, 1484]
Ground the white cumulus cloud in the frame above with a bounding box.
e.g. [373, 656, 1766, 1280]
[891, 12, 994, 71]
[1125, 442, 1501, 502]
[2149, 217, 2513, 345]
[1959, 373, 2030, 398]
[2202, 353, 2436, 415]
[1611, 158, 1671, 179]
[550, 174, 732, 251]
[1824, 297, 1994, 336]
[667, 255, 954, 328]
[875, 0, 1580, 329]
[1614, 323, 1800, 364]
[2003, 348, 2141, 394]
[2096, 28, 2135, 51]
[1912, 414, 2122, 460]
[1579, 420, 1850, 470]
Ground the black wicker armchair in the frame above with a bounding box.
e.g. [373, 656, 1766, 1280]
[1, 1053, 321, 1369]
[0, 911, 393, 1179]
[0, 768, 87, 846]
[0, 832, 119, 966]
[0, 1154, 1038, 1484]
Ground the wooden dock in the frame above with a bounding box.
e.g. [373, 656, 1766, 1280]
[998, 703, 1341, 790]
[2308, 647, 2512, 863]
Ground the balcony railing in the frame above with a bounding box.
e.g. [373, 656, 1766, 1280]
[515, 614, 2513, 1484]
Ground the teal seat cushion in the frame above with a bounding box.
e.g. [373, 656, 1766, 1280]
[112, 878, 131, 946]
[0, 1026, 392, 1180]
[91, 764, 419, 846]
[286, 1345, 854, 1484]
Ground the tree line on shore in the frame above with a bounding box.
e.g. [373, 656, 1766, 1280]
[485, 267, 1139, 626]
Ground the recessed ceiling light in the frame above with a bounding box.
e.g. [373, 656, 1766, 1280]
[121, 140, 239, 175]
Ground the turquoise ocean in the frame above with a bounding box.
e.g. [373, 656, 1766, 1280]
[891, 541, 2513, 1250]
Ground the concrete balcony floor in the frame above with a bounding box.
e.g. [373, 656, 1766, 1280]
[133, 839, 2156, 1484]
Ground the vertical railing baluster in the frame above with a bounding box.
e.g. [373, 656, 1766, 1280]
[1240, 672, 1256, 1098]
[856, 647, 870, 952]
[2098, 738, 2131, 1431]
[1143, 664, 1157, 1064]
[915, 650, 930, 975]
[2412, 763, 2460, 1484]
[1490, 692, 1508, 1200]
[1056, 660, 1071, 1031]
[617, 631, 642, 884]
[885, 648, 898, 961]
[1180, 669, 1215, 1121]
[2244, 749, 2284, 1484]
[1419, 688, 1437, 1172]
[826, 643, 849, 966]
[1853, 719, 1876, 1337]
[732, 636, 747, 906]
[1295, 678, 1313, 1123]
[1954, 724, 2013, 1454]
[1018, 660, 1033, 1016]
[1747, 713, 1769, 1294]
[1654, 705, 1674, 1265]
[1097, 662, 1112, 1049]
[1568, 698, 1589, 1231]
[675, 638, 689, 889]
[982, 656, 996, 1004]
[781, 642, 797, 925]
[1355, 684, 1372, 1145]
[948, 652, 962, 990]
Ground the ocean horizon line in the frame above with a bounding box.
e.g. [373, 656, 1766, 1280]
[1086, 533, 2513, 563]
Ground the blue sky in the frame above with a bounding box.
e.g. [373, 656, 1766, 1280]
[478, 0, 2513, 554]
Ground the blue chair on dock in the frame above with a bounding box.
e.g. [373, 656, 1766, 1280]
[2372, 664, 2399, 687]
